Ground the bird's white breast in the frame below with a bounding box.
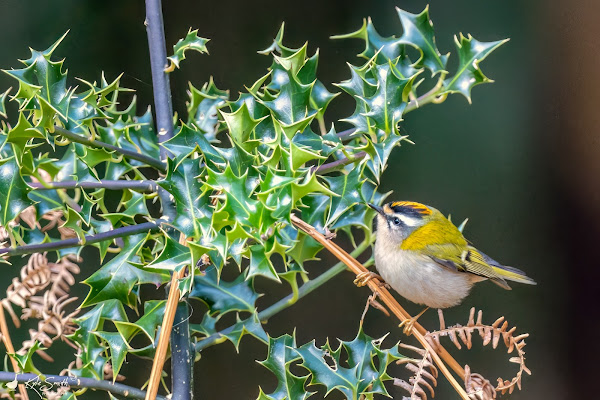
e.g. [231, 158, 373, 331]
[374, 239, 480, 309]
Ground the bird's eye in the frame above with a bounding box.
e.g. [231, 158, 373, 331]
[392, 217, 401, 226]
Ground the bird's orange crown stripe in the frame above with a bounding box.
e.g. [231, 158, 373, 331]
[390, 201, 432, 215]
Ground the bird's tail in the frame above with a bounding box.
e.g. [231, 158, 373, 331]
[491, 264, 537, 285]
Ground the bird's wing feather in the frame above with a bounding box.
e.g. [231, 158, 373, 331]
[423, 244, 511, 289]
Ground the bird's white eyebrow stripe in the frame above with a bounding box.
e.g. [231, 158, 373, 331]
[397, 214, 421, 227]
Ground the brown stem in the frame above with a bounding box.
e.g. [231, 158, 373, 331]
[0, 308, 29, 400]
[290, 215, 469, 400]
[145, 268, 186, 400]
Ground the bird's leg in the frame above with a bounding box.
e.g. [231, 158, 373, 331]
[398, 307, 430, 336]
[353, 271, 390, 288]
[360, 292, 391, 324]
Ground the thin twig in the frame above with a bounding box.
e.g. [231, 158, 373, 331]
[29, 180, 157, 192]
[315, 151, 366, 175]
[0, 220, 165, 257]
[145, 268, 186, 400]
[52, 127, 166, 172]
[290, 214, 470, 400]
[0, 372, 167, 400]
[0, 309, 29, 400]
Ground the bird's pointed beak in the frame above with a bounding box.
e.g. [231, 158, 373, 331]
[368, 203, 385, 215]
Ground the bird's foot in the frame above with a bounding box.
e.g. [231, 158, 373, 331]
[353, 271, 388, 288]
[360, 293, 390, 324]
[398, 307, 430, 336]
[323, 227, 336, 240]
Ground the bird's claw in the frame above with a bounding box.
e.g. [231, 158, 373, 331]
[353, 271, 387, 288]
[398, 318, 418, 336]
[398, 307, 430, 336]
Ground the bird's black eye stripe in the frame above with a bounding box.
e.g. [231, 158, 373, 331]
[386, 216, 402, 228]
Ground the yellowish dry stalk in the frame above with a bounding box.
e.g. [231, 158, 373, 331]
[290, 214, 470, 400]
[0, 308, 29, 400]
[145, 268, 186, 400]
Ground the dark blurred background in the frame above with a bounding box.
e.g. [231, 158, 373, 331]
[0, 0, 597, 398]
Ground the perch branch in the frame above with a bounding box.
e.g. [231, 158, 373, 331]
[290, 214, 469, 400]
[29, 180, 158, 192]
[0, 372, 167, 400]
[0, 220, 165, 257]
[52, 127, 166, 172]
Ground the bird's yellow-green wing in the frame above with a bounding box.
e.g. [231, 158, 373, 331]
[420, 243, 512, 289]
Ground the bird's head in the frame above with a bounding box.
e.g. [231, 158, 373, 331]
[368, 201, 438, 245]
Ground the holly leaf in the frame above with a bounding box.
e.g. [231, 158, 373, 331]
[158, 157, 212, 239]
[205, 164, 270, 233]
[362, 61, 417, 135]
[163, 123, 225, 166]
[0, 87, 10, 118]
[93, 331, 128, 380]
[332, 18, 403, 63]
[248, 244, 280, 282]
[166, 29, 209, 72]
[0, 156, 33, 226]
[190, 267, 259, 315]
[396, 6, 448, 75]
[442, 34, 508, 102]
[220, 102, 265, 151]
[114, 300, 166, 345]
[187, 79, 229, 142]
[324, 166, 365, 226]
[81, 234, 168, 309]
[295, 327, 402, 398]
[222, 312, 268, 351]
[257, 334, 312, 400]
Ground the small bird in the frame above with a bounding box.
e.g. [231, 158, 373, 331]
[363, 201, 536, 333]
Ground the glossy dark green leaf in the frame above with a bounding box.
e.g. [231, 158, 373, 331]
[187, 79, 229, 142]
[222, 312, 268, 351]
[295, 327, 402, 399]
[166, 29, 209, 72]
[442, 34, 508, 102]
[93, 331, 128, 380]
[248, 244, 280, 282]
[220, 102, 265, 151]
[190, 267, 259, 315]
[257, 334, 312, 400]
[396, 6, 448, 74]
[0, 156, 33, 226]
[158, 158, 212, 238]
[82, 234, 168, 309]
[145, 234, 191, 271]
[362, 62, 417, 134]
[0, 87, 10, 118]
[324, 166, 365, 226]
[163, 123, 225, 166]
[114, 300, 166, 345]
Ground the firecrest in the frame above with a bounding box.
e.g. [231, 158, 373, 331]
[365, 201, 535, 326]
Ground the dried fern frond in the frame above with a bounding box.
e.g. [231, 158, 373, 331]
[19, 294, 79, 361]
[464, 364, 496, 400]
[2, 253, 52, 326]
[394, 343, 438, 400]
[426, 308, 531, 396]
